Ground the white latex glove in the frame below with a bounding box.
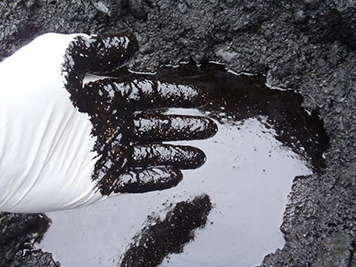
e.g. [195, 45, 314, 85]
[0, 32, 216, 213]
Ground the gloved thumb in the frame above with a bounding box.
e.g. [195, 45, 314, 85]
[63, 32, 139, 75]
[62, 32, 139, 105]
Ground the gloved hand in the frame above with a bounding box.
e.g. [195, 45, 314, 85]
[0, 32, 217, 213]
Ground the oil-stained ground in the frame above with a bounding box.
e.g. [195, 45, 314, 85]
[0, 1, 355, 266]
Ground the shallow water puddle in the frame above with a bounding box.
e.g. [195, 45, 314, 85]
[36, 63, 328, 267]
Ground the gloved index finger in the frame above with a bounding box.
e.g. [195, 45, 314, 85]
[84, 78, 209, 111]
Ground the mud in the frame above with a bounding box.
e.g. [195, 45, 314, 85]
[0, 0, 355, 266]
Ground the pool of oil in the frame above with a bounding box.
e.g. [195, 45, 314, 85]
[36, 63, 328, 267]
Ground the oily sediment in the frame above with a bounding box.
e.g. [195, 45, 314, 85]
[119, 194, 212, 267]
[0, 213, 58, 267]
[0, 1, 355, 266]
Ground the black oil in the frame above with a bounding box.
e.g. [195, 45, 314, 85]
[38, 62, 330, 267]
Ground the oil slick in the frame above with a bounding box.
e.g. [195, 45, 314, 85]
[37, 63, 329, 267]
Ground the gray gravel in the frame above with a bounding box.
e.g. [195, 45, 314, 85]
[0, 0, 355, 266]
